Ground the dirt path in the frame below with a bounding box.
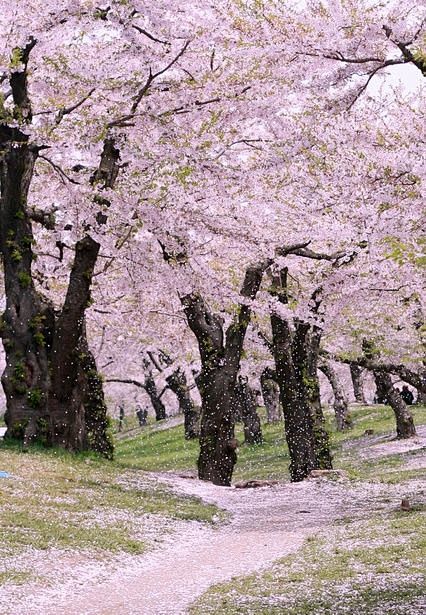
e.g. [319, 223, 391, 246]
[6, 471, 423, 615]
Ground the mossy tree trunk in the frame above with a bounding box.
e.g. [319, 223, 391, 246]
[269, 269, 332, 481]
[0, 138, 54, 446]
[48, 237, 112, 457]
[0, 41, 113, 457]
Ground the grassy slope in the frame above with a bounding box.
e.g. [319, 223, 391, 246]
[0, 441, 221, 578]
[116, 405, 426, 482]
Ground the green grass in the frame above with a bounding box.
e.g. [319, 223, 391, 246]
[190, 508, 426, 614]
[1, 403, 424, 591]
[0, 440, 223, 571]
[115, 404, 426, 483]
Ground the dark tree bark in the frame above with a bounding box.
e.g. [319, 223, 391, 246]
[143, 360, 167, 421]
[0, 41, 113, 457]
[182, 260, 268, 485]
[294, 319, 333, 470]
[270, 270, 317, 481]
[349, 363, 367, 404]
[269, 269, 332, 481]
[260, 368, 281, 423]
[235, 379, 263, 444]
[334, 352, 426, 404]
[48, 237, 112, 458]
[373, 371, 416, 438]
[319, 358, 352, 430]
[166, 367, 199, 438]
[0, 139, 53, 445]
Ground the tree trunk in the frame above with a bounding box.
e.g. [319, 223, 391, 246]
[166, 368, 200, 439]
[270, 311, 317, 481]
[350, 363, 367, 403]
[182, 261, 267, 485]
[269, 269, 332, 481]
[0, 42, 113, 457]
[416, 369, 426, 404]
[0, 140, 53, 445]
[196, 363, 238, 485]
[373, 372, 416, 438]
[144, 364, 167, 421]
[295, 321, 333, 470]
[319, 359, 352, 430]
[260, 368, 281, 423]
[46, 238, 113, 456]
[235, 379, 263, 444]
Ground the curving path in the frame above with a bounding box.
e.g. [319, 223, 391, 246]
[6, 470, 421, 615]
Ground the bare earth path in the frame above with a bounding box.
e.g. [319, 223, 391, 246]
[5, 468, 424, 615]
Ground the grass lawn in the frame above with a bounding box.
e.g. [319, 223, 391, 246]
[115, 404, 426, 483]
[0, 439, 222, 582]
[186, 404, 426, 615]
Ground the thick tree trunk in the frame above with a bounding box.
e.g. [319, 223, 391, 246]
[374, 372, 416, 438]
[260, 368, 281, 423]
[78, 336, 114, 459]
[319, 359, 352, 430]
[269, 269, 332, 481]
[350, 363, 367, 404]
[196, 364, 238, 485]
[48, 236, 112, 456]
[1, 42, 112, 457]
[235, 379, 262, 444]
[0, 140, 53, 445]
[182, 261, 267, 485]
[166, 368, 199, 439]
[270, 312, 317, 481]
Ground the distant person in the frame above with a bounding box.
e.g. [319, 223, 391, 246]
[136, 405, 148, 427]
[118, 403, 125, 432]
[401, 385, 414, 405]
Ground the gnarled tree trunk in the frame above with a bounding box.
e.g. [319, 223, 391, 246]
[0, 43, 113, 456]
[182, 261, 267, 485]
[48, 236, 112, 458]
[319, 358, 352, 430]
[0, 139, 53, 446]
[270, 269, 332, 481]
[373, 371, 416, 439]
